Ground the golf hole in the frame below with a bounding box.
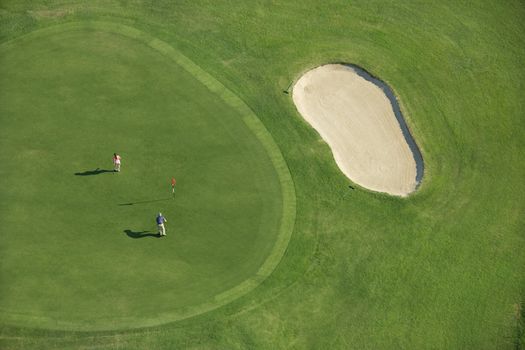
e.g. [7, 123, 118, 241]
[0, 22, 295, 331]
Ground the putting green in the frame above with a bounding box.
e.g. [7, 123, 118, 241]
[0, 22, 295, 331]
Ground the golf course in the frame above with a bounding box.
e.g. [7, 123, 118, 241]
[0, 1, 524, 349]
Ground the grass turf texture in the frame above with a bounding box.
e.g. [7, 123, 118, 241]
[0, 22, 295, 330]
[0, 1, 524, 349]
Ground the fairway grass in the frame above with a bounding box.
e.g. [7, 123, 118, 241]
[0, 1, 524, 349]
[0, 22, 294, 331]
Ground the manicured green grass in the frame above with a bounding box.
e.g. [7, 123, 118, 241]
[0, 24, 291, 331]
[0, 1, 524, 349]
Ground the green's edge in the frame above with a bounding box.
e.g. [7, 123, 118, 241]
[0, 21, 297, 331]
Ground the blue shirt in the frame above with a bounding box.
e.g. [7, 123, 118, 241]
[156, 215, 165, 225]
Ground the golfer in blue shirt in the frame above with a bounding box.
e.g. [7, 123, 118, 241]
[156, 212, 168, 237]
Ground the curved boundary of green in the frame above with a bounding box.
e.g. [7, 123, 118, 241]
[0, 21, 296, 331]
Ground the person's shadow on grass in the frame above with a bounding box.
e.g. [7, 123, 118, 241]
[75, 168, 113, 176]
[124, 229, 159, 239]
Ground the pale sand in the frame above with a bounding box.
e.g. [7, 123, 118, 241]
[292, 64, 418, 196]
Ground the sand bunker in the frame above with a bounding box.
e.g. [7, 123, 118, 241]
[292, 64, 423, 196]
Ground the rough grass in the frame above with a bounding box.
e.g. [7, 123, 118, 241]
[0, 0, 524, 349]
